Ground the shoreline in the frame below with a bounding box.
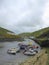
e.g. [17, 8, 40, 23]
[20, 49, 47, 65]
[0, 39, 23, 42]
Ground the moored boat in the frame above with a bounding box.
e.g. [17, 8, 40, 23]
[24, 51, 36, 56]
[7, 47, 20, 55]
[29, 48, 38, 53]
[18, 43, 28, 49]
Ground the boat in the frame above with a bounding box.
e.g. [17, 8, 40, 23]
[7, 48, 20, 55]
[20, 45, 28, 49]
[24, 51, 36, 56]
[23, 47, 38, 56]
[29, 48, 38, 53]
[18, 43, 28, 49]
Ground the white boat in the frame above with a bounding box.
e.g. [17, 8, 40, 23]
[24, 51, 36, 56]
[29, 48, 38, 53]
[23, 47, 39, 56]
[7, 48, 20, 54]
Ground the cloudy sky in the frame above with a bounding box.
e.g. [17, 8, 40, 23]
[0, 0, 49, 34]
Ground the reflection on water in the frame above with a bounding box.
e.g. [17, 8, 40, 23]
[0, 41, 28, 65]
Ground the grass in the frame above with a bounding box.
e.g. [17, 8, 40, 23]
[19, 27, 49, 38]
[46, 48, 49, 65]
[0, 27, 23, 41]
[20, 49, 47, 65]
[19, 27, 49, 45]
[31, 27, 49, 37]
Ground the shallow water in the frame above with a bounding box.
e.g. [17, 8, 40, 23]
[0, 39, 41, 65]
[0, 41, 28, 65]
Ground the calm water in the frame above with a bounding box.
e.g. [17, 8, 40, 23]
[0, 41, 28, 65]
[0, 39, 41, 65]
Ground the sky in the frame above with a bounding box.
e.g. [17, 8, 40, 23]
[0, 0, 49, 34]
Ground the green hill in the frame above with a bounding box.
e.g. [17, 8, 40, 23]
[0, 27, 13, 34]
[32, 27, 49, 47]
[19, 27, 49, 47]
[1, 27, 49, 46]
[0, 27, 23, 41]
[19, 27, 49, 38]
[31, 27, 49, 37]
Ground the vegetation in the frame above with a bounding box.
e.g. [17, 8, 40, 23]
[19, 27, 49, 47]
[0, 27, 23, 41]
[46, 48, 49, 65]
[0, 27, 49, 65]
[0, 27, 49, 45]
[19, 27, 49, 65]
[19, 27, 49, 37]
[32, 27, 49, 47]
[20, 49, 47, 65]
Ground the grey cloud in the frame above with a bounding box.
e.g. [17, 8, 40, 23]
[0, 0, 49, 34]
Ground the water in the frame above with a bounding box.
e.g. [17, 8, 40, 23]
[0, 39, 41, 65]
[0, 41, 28, 65]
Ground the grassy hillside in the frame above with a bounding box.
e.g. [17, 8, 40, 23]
[19, 27, 49, 47]
[31, 27, 49, 37]
[19, 27, 49, 37]
[1, 27, 49, 44]
[0, 27, 23, 41]
[0, 27, 13, 33]
[31, 27, 49, 47]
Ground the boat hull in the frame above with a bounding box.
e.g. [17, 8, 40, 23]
[24, 51, 36, 56]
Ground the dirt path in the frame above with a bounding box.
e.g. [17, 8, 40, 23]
[20, 49, 48, 65]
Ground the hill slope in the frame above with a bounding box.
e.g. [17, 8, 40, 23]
[0, 27, 23, 41]
[19, 27, 49, 47]
[31, 27, 49, 37]
[32, 27, 49, 47]
[19, 27, 49, 38]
